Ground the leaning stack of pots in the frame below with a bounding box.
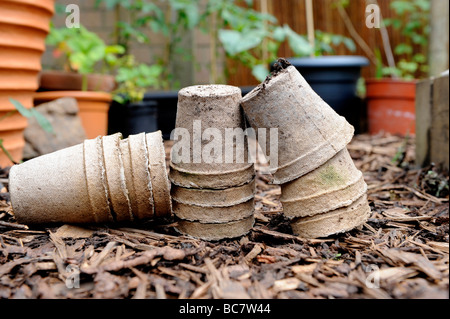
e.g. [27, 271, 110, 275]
[241, 61, 371, 238]
[9, 131, 172, 224]
[169, 85, 256, 241]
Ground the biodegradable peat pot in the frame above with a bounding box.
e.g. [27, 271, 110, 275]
[34, 91, 111, 139]
[146, 130, 172, 217]
[282, 56, 369, 132]
[0, 0, 54, 166]
[172, 199, 254, 224]
[169, 84, 254, 189]
[366, 79, 417, 135]
[9, 142, 100, 224]
[83, 137, 114, 223]
[281, 148, 367, 218]
[171, 179, 255, 223]
[171, 178, 255, 207]
[9, 131, 171, 224]
[120, 133, 154, 220]
[290, 194, 371, 239]
[175, 215, 255, 241]
[241, 64, 354, 184]
[102, 133, 133, 222]
[38, 70, 117, 92]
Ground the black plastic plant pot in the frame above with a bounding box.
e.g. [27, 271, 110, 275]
[274, 56, 369, 133]
[108, 99, 158, 138]
[143, 90, 179, 140]
[141, 87, 257, 140]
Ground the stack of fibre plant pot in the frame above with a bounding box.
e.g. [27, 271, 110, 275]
[8, 131, 171, 224]
[241, 59, 370, 239]
[169, 85, 255, 241]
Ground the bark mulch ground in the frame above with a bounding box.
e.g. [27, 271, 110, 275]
[0, 134, 448, 299]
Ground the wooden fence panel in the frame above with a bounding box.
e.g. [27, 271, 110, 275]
[226, 0, 420, 86]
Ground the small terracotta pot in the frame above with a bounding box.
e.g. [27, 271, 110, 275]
[366, 79, 417, 135]
[34, 91, 111, 139]
[290, 194, 370, 238]
[280, 148, 367, 218]
[241, 66, 354, 184]
[38, 70, 117, 92]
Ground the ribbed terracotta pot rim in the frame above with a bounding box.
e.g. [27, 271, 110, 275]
[34, 91, 112, 103]
[0, 0, 55, 33]
[365, 78, 418, 85]
[38, 70, 118, 92]
[5, 0, 55, 14]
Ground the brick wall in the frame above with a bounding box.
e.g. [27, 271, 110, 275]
[41, 0, 224, 89]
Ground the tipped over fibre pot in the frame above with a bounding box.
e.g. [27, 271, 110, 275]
[9, 131, 172, 224]
[9, 142, 100, 224]
[241, 63, 354, 185]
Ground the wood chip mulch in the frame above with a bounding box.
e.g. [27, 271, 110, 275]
[0, 134, 448, 299]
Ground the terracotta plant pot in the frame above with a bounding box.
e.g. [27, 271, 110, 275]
[0, 0, 54, 166]
[34, 91, 111, 139]
[366, 79, 417, 135]
[38, 70, 117, 92]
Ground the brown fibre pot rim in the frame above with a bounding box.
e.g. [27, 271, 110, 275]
[34, 91, 112, 103]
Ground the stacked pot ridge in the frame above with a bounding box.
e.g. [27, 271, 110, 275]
[9, 131, 171, 224]
[241, 62, 371, 238]
[169, 85, 256, 240]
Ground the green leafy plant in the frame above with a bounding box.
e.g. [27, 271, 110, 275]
[210, 0, 355, 81]
[96, 0, 201, 90]
[0, 99, 54, 164]
[112, 55, 165, 104]
[378, 0, 430, 79]
[46, 25, 125, 90]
